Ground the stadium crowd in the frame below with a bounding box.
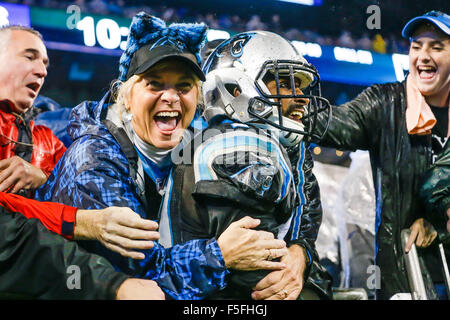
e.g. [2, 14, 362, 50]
[7, 0, 412, 53]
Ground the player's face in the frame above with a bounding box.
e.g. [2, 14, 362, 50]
[0, 30, 48, 113]
[409, 24, 450, 103]
[265, 76, 310, 123]
[128, 61, 198, 149]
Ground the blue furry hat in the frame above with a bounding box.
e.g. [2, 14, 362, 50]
[118, 12, 208, 82]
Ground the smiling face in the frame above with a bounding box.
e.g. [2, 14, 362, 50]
[265, 76, 310, 123]
[409, 24, 450, 106]
[127, 60, 199, 149]
[0, 29, 49, 113]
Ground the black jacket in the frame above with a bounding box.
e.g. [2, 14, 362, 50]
[161, 119, 329, 299]
[0, 207, 129, 299]
[313, 80, 447, 299]
[419, 141, 450, 245]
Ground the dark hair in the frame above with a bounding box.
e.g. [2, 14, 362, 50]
[0, 25, 43, 40]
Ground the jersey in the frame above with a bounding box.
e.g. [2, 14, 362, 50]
[159, 119, 299, 299]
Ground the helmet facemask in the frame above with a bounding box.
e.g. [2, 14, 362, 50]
[201, 31, 331, 147]
[250, 59, 332, 145]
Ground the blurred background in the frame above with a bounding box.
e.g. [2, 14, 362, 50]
[2, 0, 448, 299]
[4, 0, 447, 107]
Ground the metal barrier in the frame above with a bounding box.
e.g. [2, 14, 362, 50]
[400, 229, 428, 300]
[329, 229, 449, 300]
[399, 229, 450, 300]
[438, 243, 450, 299]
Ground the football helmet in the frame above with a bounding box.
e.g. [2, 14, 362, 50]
[201, 31, 331, 146]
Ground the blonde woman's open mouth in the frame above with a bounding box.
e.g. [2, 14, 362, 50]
[154, 111, 182, 135]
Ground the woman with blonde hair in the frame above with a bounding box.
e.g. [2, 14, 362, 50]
[38, 12, 288, 299]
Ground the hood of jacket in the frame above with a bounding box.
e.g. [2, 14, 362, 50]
[68, 91, 114, 143]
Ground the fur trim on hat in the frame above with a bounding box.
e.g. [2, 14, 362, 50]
[118, 12, 208, 81]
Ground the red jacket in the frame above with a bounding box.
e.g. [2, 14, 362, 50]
[0, 101, 66, 177]
[0, 191, 76, 239]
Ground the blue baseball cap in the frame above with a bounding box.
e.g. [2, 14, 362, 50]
[402, 11, 450, 38]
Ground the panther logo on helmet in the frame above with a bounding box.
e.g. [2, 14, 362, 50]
[203, 33, 256, 73]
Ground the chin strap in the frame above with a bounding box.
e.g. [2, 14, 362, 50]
[272, 116, 305, 148]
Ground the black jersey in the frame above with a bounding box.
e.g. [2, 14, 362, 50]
[159, 118, 325, 299]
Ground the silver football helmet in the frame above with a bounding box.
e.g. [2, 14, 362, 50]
[201, 31, 331, 147]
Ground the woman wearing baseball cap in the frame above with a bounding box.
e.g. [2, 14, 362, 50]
[37, 12, 289, 299]
[310, 10, 449, 299]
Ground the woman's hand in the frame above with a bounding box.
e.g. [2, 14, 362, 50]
[405, 218, 438, 253]
[75, 207, 160, 259]
[251, 244, 308, 300]
[217, 216, 288, 271]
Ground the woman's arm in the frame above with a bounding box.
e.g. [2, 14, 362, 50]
[313, 84, 385, 151]
[38, 136, 286, 299]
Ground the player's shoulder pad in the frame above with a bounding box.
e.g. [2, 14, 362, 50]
[193, 128, 294, 203]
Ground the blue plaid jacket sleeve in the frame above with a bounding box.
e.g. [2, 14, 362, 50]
[37, 133, 229, 299]
[138, 239, 229, 300]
